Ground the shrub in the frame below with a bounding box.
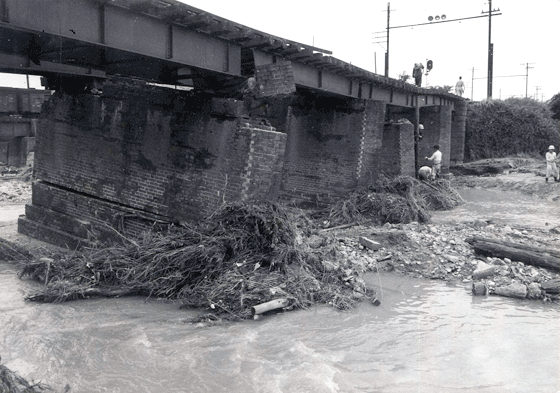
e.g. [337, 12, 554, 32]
[465, 98, 559, 160]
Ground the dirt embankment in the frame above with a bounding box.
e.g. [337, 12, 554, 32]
[450, 157, 560, 200]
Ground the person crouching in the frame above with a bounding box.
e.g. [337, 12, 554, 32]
[418, 166, 433, 181]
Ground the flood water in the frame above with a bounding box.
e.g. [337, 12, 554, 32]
[1, 263, 559, 393]
[1, 188, 560, 392]
[432, 188, 559, 229]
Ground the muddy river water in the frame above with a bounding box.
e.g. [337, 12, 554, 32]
[1, 188, 559, 392]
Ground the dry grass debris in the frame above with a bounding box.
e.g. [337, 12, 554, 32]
[17, 175, 462, 320]
[19, 202, 369, 320]
[318, 176, 463, 227]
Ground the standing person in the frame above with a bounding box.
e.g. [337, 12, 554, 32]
[425, 145, 442, 180]
[545, 145, 559, 182]
[455, 76, 465, 97]
[412, 63, 424, 87]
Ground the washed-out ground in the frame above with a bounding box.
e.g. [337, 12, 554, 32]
[327, 157, 560, 301]
[0, 157, 559, 304]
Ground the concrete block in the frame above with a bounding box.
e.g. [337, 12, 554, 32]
[359, 236, 382, 251]
[472, 282, 488, 296]
[472, 260, 497, 280]
[18, 216, 88, 250]
[494, 282, 527, 299]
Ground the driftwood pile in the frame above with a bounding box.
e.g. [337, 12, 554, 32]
[466, 236, 560, 272]
[19, 202, 371, 319]
[16, 175, 463, 319]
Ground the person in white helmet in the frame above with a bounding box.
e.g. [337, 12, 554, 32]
[545, 145, 559, 182]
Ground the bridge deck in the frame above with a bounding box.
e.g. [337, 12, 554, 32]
[0, 0, 460, 107]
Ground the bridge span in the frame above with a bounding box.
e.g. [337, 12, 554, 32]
[0, 0, 457, 107]
[0, 0, 468, 247]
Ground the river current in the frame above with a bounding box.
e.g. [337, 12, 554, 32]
[1, 264, 559, 393]
[1, 188, 560, 392]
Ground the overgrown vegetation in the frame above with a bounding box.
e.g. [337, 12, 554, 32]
[466, 98, 559, 161]
[548, 92, 560, 120]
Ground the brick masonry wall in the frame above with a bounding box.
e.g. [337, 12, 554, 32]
[279, 97, 368, 205]
[418, 106, 452, 172]
[379, 121, 415, 178]
[450, 100, 467, 164]
[30, 81, 287, 242]
[356, 100, 386, 185]
[238, 120, 287, 201]
[255, 61, 296, 98]
[399, 122, 416, 177]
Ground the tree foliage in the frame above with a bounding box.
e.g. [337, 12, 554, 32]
[465, 98, 560, 161]
[548, 92, 560, 120]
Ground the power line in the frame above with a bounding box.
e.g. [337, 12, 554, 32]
[375, 4, 500, 87]
[521, 62, 535, 98]
[470, 67, 479, 101]
[388, 12, 501, 30]
[473, 74, 525, 80]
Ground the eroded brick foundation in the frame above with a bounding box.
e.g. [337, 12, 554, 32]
[18, 78, 463, 247]
[19, 81, 287, 246]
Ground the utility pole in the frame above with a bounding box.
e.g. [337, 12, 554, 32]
[487, 0, 492, 98]
[372, 5, 393, 76]
[482, 0, 500, 99]
[385, 2, 391, 77]
[470, 67, 478, 101]
[521, 62, 535, 98]
[535, 86, 541, 101]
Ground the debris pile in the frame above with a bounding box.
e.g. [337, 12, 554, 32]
[0, 357, 51, 393]
[330, 219, 560, 302]
[19, 202, 375, 320]
[318, 176, 463, 227]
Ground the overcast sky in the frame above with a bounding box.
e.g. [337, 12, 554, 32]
[1, 0, 558, 102]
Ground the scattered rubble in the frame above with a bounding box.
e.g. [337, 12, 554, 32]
[0, 178, 31, 204]
[324, 218, 560, 303]
[451, 157, 560, 200]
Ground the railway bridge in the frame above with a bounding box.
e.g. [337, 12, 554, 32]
[0, 0, 467, 247]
